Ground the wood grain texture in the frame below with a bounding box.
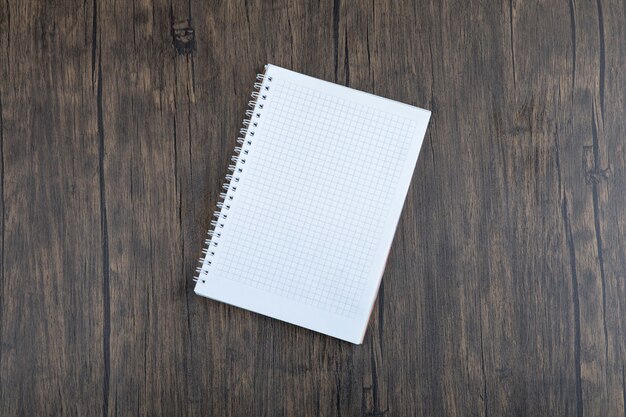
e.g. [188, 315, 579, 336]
[0, 0, 624, 416]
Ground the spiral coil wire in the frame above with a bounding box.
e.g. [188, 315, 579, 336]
[194, 69, 272, 284]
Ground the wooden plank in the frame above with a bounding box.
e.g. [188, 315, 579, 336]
[94, 0, 191, 415]
[561, 0, 626, 414]
[0, 1, 104, 416]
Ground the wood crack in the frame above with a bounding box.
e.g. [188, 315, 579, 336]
[562, 195, 584, 417]
[508, 0, 516, 91]
[378, 284, 384, 353]
[286, 8, 294, 69]
[344, 29, 350, 87]
[568, 0, 576, 97]
[173, 61, 195, 391]
[183, 59, 195, 377]
[428, 32, 436, 112]
[370, 321, 380, 414]
[556, 125, 584, 417]
[335, 358, 342, 417]
[91, 0, 97, 85]
[244, 0, 251, 27]
[3, 0, 9, 58]
[0, 90, 4, 392]
[365, 25, 371, 68]
[333, 0, 340, 82]
[622, 364, 626, 417]
[590, 109, 609, 367]
[596, 0, 605, 121]
[429, 130, 436, 178]
[479, 307, 488, 417]
[97, 48, 111, 417]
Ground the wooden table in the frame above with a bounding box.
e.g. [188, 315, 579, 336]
[1, 1, 624, 416]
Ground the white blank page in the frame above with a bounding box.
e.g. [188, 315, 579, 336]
[195, 64, 430, 343]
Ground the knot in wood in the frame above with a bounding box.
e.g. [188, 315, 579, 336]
[172, 20, 195, 55]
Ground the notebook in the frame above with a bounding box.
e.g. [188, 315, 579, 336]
[194, 64, 431, 344]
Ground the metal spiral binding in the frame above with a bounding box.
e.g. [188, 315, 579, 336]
[194, 69, 272, 284]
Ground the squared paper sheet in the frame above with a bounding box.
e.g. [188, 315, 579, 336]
[195, 64, 431, 343]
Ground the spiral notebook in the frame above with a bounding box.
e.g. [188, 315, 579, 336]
[194, 64, 430, 344]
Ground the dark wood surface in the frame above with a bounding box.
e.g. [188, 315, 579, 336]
[1, 0, 625, 416]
